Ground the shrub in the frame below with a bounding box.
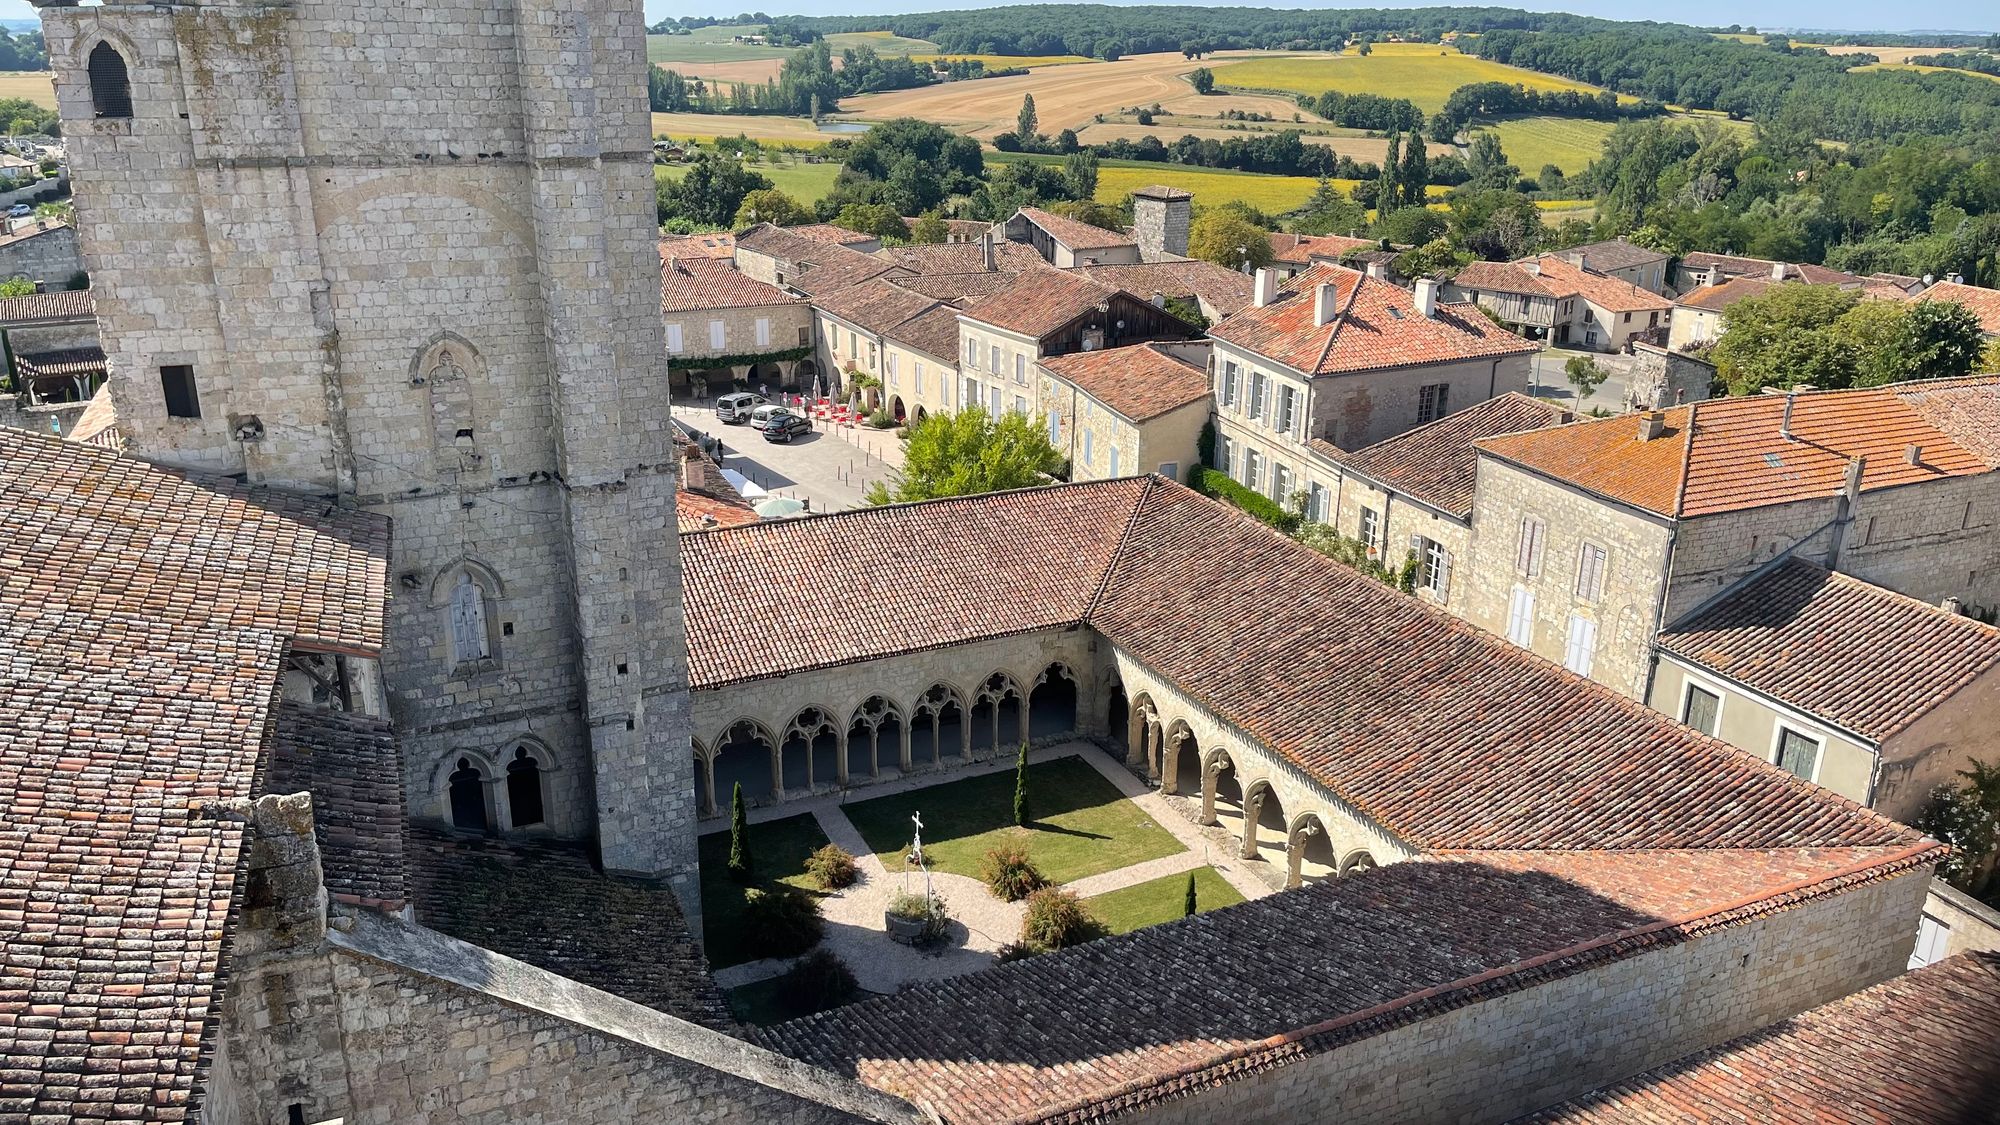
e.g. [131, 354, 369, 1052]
[805, 843, 859, 891]
[773, 949, 857, 1017]
[995, 942, 1040, 963]
[1020, 887, 1105, 951]
[740, 887, 822, 959]
[1188, 467, 1300, 533]
[980, 842, 1048, 902]
[886, 888, 952, 944]
[866, 407, 896, 429]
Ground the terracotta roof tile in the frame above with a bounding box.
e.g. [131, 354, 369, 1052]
[1269, 232, 1377, 265]
[657, 231, 736, 260]
[1675, 275, 1776, 313]
[405, 826, 733, 1030]
[1073, 259, 1255, 317]
[1524, 254, 1673, 314]
[786, 223, 879, 247]
[1914, 279, 2000, 335]
[1521, 950, 2000, 1124]
[12, 344, 105, 381]
[1562, 238, 1669, 273]
[884, 302, 966, 362]
[1040, 342, 1211, 422]
[0, 287, 93, 325]
[732, 223, 904, 296]
[958, 267, 1125, 338]
[757, 846, 1932, 1125]
[265, 703, 408, 908]
[1478, 379, 2000, 518]
[889, 269, 1023, 302]
[679, 479, 1151, 688]
[1451, 259, 1557, 298]
[872, 240, 1043, 274]
[1210, 263, 1538, 377]
[1681, 252, 1861, 288]
[1016, 206, 1135, 252]
[1333, 391, 1570, 517]
[1660, 558, 2000, 741]
[814, 276, 943, 338]
[659, 256, 798, 313]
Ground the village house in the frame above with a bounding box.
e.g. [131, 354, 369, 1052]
[1548, 236, 1671, 295]
[0, 216, 83, 287]
[1039, 340, 1212, 481]
[1672, 250, 1866, 294]
[1205, 262, 1540, 516]
[0, 286, 99, 409]
[1667, 274, 1776, 350]
[1444, 253, 1672, 352]
[660, 255, 816, 399]
[1001, 205, 1143, 266]
[1913, 278, 2000, 338]
[1266, 231, 1381, 279]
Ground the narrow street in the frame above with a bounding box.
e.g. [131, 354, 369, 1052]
[673, 403, 901, 514]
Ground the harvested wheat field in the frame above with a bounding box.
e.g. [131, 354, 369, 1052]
[832, 51, 1312, 141]
[649, 112, 841, 145]
[0, 72, 55, 110]
[1213, 44, 1610, 114]
[1078, 121, 1389, 162]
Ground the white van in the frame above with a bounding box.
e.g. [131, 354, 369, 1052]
[716, 392, 766, 423]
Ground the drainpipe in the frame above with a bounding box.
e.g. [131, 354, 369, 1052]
[1488, 356, 1499, 402]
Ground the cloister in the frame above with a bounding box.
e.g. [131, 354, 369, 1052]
[687, 633, 1409, 890]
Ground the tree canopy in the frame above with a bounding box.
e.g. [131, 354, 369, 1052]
[865, 408, 1064, 504]
[1713, 287, 1985, 394]
[1189, 211, 1273, 271]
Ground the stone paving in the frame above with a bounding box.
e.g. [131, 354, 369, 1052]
[706, 741, 1275, 995]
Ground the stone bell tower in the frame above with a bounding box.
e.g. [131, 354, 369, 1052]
[37, 0, 699, 909]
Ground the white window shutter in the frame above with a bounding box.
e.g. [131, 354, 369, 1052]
[755, 317, 771, 346]
[666, 323, 683, 353]
[709, 320, 726, 350]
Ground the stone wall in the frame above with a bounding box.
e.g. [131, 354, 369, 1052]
[0, 390, 87, 436]
[1646, 652, 1876, 802]
[664, 299, 813, 392]
[882, 337, 955, 420]
[1127, 867, 1929, 1125]
[1461, 455, 1675, 699]
[959, 318, 1042, 418]
[1878, 662, 2000, 821]
[1620, 341, 1715, 412]
[0, 223, 83, 286]
[1331, 473, 1465, 603]
[1923, 879, 2000, 963]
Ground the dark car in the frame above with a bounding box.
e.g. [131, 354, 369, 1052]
[762, 412, 812, 442]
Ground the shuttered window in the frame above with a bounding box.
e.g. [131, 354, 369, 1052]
[1682, 684, 1721, 736]
[1506, 586, 1535, 646]
[1564, 614, 1597, 676]
[1575, 542, 1608, 603]
[1516, 516, 1546, 577]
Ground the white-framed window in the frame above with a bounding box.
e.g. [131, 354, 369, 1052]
[1243, 448, 1263, 491]
[1014, 354, 1026, 384]
[989, 385, 1001, 414]
[1359, 507, 1379, 552]
[1013, 394, 1026, 414]
[1217, 435, 1233, 475]
[1110, 446, 1121, 476]
[755, 317, 771, 346]
[1516, 516, 1546, 577]
[1418, 537, 1451, 600]
[1220, 361, 1239, 408]
[665, 323, 684, 353]
[849, 329, 858, 356]
[887, 353, 899, 386]
[1250, 372, 1268, 421]
[964, 337, 975, 366]
[963, 376, 979, 409]
[1276, 384, 1297, 436]
[1506, 585, 1535, 646]
[1681, 680, 1723, 737]
[1772, 725, 1822, 781]
[989, 344, 1000, 374]
[915, 363, 924, 396]
[1564, 614, 1597, 676]
[1417, 382, 1450, 424]
[1910, 914, 1951, 969]
[1575, 542, 1608, 603]
[1158, 460, 1180, 481]
[1083, 429, 1095, 467]
[1307, 482, 1329, 523]
[708, 320, 726, 350]
[1048, 408, 1062, 443]
[1271, 462, 1292, 504]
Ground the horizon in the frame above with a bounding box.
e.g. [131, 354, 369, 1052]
[0, 0, 1992, 37]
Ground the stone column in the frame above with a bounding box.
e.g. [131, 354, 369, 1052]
[834, 727, 849, 786]
[1240, 790, 1263, 860]
[1200, 758, 1221, 826]
[771, 742, 785, 803]
[899, 720, 914, 771]
[1126, 706, 1148, 768]
[700, 755, 716, 818]
[1161, 731, 1182, 796]
[868, 725, 881, 779]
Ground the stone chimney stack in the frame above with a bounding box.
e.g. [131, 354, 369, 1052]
[1770, 260, 1787, 281]
[1638, 411, 1666, 441]
[1253, 267, 1281, 308]
[1131, 185, 1192, 260]
[1315, 283, 1339, 327]
[980, 232, 996, 272]
[1414, 277, 1439, 319]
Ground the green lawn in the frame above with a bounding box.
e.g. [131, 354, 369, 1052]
[656, 159, 844, 206]
[1210, 43, 1611, 115]
[1086, 866, 1247, 936]
[842, 755, 1184, 884]
[697, 812, 830, 969]
[1478, 116, 1617, 177]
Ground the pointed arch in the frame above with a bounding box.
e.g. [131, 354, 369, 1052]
[1028, 662, 1078, 741]
[87, 41, 133, 120]
[431, 559, 503, 671]
[713, 718, 779, 806]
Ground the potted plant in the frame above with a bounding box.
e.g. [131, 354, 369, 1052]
[885, 889, 938, 944]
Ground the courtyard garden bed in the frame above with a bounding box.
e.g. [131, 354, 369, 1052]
[1086, 867, 1246, 936]
[697, 812, 830, 969]
[842, 755, 1183, 884]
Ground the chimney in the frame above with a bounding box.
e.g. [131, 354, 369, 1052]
[1523, 260, 1541, 276]
[1414, 277, 1439, 319]
[1843, 456, 1866, 501]
[1943, 596, 1966, 615]
[1780, 391, 1797, 441]
[1365, 261, 1387, 280]
[980, 232, 995, 272]
[1563, 251, 1585, 269]
[1922, 273, 1935, 286]
[1314, 283, 1339, 327]
[1770, 260, 1786, 281]
[1253, 267, 1280, 308]
[1906, 443, 1923, 466]
[1638, 411, 1665, 441]
[1950, 272, 1964, 285]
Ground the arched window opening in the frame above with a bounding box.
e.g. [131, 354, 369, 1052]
[89, 42, 133, 120]
[448, 757, 488, 831]
[506, 747, 544, 827]
[448, 572, 490, 665]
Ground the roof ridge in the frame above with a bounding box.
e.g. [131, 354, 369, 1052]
[677, 476, 1150, 537]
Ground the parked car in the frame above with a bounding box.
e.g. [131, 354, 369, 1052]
[6, 204, 29, 218]
[715, 392, 766, 423]
[748, 404, 795, 431]
[762, 412, 812, 443]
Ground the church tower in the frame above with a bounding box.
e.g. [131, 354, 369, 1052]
[36, 0, 698, 907]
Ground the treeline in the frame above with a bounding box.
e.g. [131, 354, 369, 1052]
[1434, 82, 1655, 134]
[1085, 130, 1383, 181]
[0, 30, 46, 72]
[1911, 51, 2000, 78]
[1303, 91, 1425, 133]
[1471, 29, 2000, 144]
[650, 43, 1008, 116]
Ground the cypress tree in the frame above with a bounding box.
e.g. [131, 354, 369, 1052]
[1183, 871, 1198, 917]
[728, 782, 753, 883]
[1013, 742, 1031, 827]
[1380, 130, 1401, 215]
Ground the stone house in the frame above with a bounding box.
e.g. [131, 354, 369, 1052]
[1462, 379, 2000, 704]
[0, 286, 99, 406]
[955, 266, 1195, 420]
[1267, 232, 1379, 279]
[733, 221, 900, 295]
[1318, 392, 1570, 608]
[1447, 253, 1672, 352]
[660, 255, 815, 399]
[1673, 250, 1860, 294]
[1205, 262, 1540, 516]
[1550, 237, 1671, 295]
[1667, 275, 1775, 350]
[1912, 278, 2000, 338]
[1001, 205, 1141, 266]
[1651, 557, 2000, 818]
[1039, 340, 1212, 481]
[0, 218, 83, 287]
[1072, 257, 1254, 324]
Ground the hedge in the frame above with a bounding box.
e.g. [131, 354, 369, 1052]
[1188, 467, 1300, 533]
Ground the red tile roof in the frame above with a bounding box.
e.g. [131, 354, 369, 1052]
[1269, 232, 1377, 265]
[657, 231, 736, 260]
[1524, 254, 1673, 314]
[1016, 206, 1136, 252]
[1209, 263, 1538, 377]
[872, 239, 1043, 274]
[1072, 259, 1256, 316]
[732, 223, 904, 296]
[814, 275, 944, 338]
[1450, 259, 1557, 299]
[678, 443, 757, 532]
[787, 222, 880, 246]
[0, 287, 93, 325]
[757, 844, 1934, 1125]
[1040, 342, 1211, 422]
[659, 255, 798, 313]
[1333, 391, 1570, 518]
[1522, 950, 2000, 1124]
[884, 302, 966, 362]
[679, 479, 1151, 688]
[0, 428, 390, 1122]
[1659, 558, 2000, 741]
[1914, 279, 2000, 335]
[12, 345, 105, 381]
[1478, 379, 2000, 519]
[1674, 275, 1776, 313]
[1682, 251, 1861, 287]
[1559, 237, 1669, 273]
[958, 266, 1126, 338]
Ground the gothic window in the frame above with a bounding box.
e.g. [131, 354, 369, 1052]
[448, 758, 488, 831]
[447, 572, 491, 666]
[422, 344, 483, 479]
[88, 42, 132, 120]
[506, 747, 545, 827]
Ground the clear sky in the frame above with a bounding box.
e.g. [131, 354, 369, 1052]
[0, 0, 1990, 36]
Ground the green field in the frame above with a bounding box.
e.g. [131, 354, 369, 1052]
[842, 755, 1185, 885]
[656, 159, 844, 206]
[993, 151, 1417, 214]
[648, 25, 794, 64]
[1855, 62, 2000, 84]
[1480, 115, 1617, 176]
[825, 30, 944, 56]
[1211, 43, 1609, 114]
[1085, 867, 1246, 936]
[650, 111, 843, 145]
